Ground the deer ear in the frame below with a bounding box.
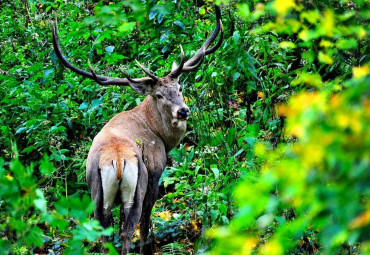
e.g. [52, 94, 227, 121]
[171, 60, 178, 72]
[128, 82, 155, 96]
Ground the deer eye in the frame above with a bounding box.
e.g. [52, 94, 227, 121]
[155, 94, 163, 99]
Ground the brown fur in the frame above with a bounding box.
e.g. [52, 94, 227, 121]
[86, 80, 187, 255]
[98, 143, 136, 180]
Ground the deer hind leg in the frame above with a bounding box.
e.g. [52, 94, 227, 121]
[100, 160, 120, 244]
[120, 157, 148, 255]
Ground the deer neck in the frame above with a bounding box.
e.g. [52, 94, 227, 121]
[137, 96, 186, 152]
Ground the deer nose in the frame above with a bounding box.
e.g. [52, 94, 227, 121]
[177, 107, 190, 119]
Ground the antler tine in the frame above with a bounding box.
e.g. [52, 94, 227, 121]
[182, 48, 206, 72]
[119, 66, 141, 83]
[204, 20, 223, 55]
[169, 45, 185, 78]
[87, 59, 112, 85]
[183, 5, 222, 68]
[135, 60, 159, 81]
[166, 5, 222, 77]
[182, 21, 223, 71]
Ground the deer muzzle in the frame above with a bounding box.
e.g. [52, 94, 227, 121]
[177, 107, 190, 120]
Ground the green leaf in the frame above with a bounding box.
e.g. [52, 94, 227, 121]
[40, 154, 56, 176]
[118, 22, 135, 33]
[336, 38, 358, 50]
[24, 226, 43, 247]
[233, 72, 241, 81]
[105, 46, 115, 55]
[104, 243, 119, 255]
[237, 3, 250, 19]
[232, 31, 240, 43]
[210, 164, 220, 179]
[211, 209, 220, 222]
[34, 189, 47, 212]
[174, 20, 185, 30]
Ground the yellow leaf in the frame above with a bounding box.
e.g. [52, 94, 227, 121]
[6, 174, 13, 181]
[199, 7, 206, 15]
[260, 240, 283, 255]
[350, 211, 370, 229]
[254, 142, 267, 157]
[321, 10, 335, 37]
[357, 27, 367, 39]
[257, 91, 264, 100]
[298, 29, 309, 41]
[241, 237, 258, 255]
[40, 20, 45, 27]
[319, 40, 333, 48]
[255, 3, 264, 12]
[133, 228, 140, 239]
[155, 210, 171, 221]
[191, 221, 199, 231]
[274, 0, 296, 15]
[291, 72, 323, 88]
[336, 113, 351, 129]
[280, 41, 296, 49]
[318, 51, 334, 65]
[301, 144, 324, 166]
[353, 65, 369, 79]
[70, 116, 79, 122]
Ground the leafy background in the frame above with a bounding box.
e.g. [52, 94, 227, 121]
[0, 0, 369, 254]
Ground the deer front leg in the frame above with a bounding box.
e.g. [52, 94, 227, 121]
[140, 173, 161, 255]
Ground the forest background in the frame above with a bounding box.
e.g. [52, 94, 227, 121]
[0, 0, 369, 254]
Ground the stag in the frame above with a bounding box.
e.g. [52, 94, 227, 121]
[52, 5, 223, 254]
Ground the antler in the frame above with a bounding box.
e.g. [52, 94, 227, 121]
[53, 5, 223, 84]
[52, 18, 154, 86]
[169, 5, 223, 78]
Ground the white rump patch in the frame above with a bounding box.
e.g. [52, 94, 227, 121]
[101, 160, 120, 210]
[101, 158, 138, 211]
[120, 158, 138, 209]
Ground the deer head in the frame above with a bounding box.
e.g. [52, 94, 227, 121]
[52, 6, 223, 128]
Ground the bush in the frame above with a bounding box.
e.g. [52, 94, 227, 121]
[209, 75, 370, 254]
[0, 153, 112, 254]
[208, 0, 369, 252]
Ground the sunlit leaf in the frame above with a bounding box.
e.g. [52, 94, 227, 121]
[318, 51, 334, 65]
[352, 65, 369, 79]
[274, 0, 296, 15]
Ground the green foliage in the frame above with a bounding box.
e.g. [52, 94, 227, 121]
[208, 0, 370, 254]
[0, 154, 112, 254]
[0, 0, 369, 254]
[209, 77, 370, 254]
